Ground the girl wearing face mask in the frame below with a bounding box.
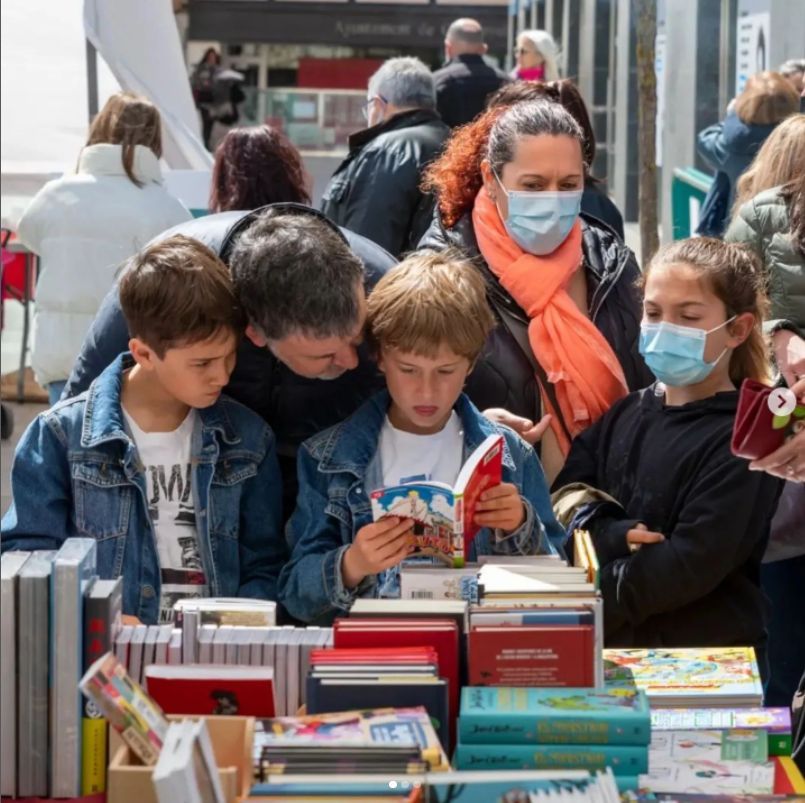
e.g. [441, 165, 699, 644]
[553, 238, 783, 659]
[421, 99, 652, 482]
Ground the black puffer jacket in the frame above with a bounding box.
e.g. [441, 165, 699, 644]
[63, 204, 396, 515]
[419, 213, 654, 424]
[320, 109, 450, 258]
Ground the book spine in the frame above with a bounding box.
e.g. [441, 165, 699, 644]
[769, 732, 792, 756]
[458, 712, 651, 746]
[453, 743, 648, 775]
[0, 566, 19, 796]
[17, 566, 50, 797]
[81, 584, 121, 794]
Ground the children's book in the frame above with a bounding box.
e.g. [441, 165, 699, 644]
[459, 686, 650, 746]
[253, 707, 449, 779]
[453, 742, 648, 775]
[639, 757, 776, 795]
[79, 651, 168, 766]
[370, 434, 504, 568]
[603, 647, 763, 708]
[651, 708, 792, 756]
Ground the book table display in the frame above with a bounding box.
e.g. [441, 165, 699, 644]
[2, 538, 803, 801]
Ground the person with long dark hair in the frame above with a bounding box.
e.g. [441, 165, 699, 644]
[209, 125, 311, 212]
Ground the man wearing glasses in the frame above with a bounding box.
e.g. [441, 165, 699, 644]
[320, 57, 449, 258]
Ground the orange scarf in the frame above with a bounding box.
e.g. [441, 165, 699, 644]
[472, 187, 628, 454]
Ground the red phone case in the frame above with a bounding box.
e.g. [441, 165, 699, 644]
[731, 379, 787, 460]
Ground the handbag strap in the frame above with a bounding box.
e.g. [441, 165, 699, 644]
[488, 294, 574, 444]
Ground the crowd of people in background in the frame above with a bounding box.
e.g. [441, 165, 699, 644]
[3, 17, 805, 742]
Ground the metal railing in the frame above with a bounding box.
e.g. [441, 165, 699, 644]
[239, 87, 365, 153]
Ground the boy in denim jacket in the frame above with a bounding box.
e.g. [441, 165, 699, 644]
[279, 251, 566, 624]
[1, 236, 285, 624]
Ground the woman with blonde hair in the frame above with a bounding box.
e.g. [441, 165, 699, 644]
[17, 91, 191, 403]
[696, 71, 798, 238]
[513, 29, 561, 82]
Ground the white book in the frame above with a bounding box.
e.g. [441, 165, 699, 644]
[16, 551, 56, 798]
[181, 609, 199, 664]
[153, 719, 225, 803]
[223, 626, 240, 665]
[168, 629, 182, 665]
[1, 551, 31, 797]
[114, 624, 134, 669]
[477, 554, 563, 565]
[128, 624, 148, 686]
[49, 538, 97, 797]
[478, 565, 596, 595]
[250, 628, 270, 666]
[262, 626, 281, 673]
[400, 566, 480, 602]
[273, 626, 296, 717]
[236, 626, 255, 665]
[197, 624, 217, 664]
[155, 624, 174, 665]
[285, 629, 306, 716]
[350, 597, 469, 633]
[142, 625, 160, 676]
[212, 625, 231, 665]
[173, 597, 276, 627]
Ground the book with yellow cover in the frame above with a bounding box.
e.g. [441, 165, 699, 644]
[603, 647, 762, 708]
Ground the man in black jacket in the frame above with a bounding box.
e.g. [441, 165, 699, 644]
[63, 204, 395, 515]
[432, 19, 510, 129]
[320, 57, 449, 258]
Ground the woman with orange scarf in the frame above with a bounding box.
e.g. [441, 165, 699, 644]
[421, 99, 652, 480]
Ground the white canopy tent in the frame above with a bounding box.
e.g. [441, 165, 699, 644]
[1, 0, 211, 227]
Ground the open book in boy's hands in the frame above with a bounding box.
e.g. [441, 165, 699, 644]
[370, 434, 504, 567]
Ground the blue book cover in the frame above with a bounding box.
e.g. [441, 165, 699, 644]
[307, 676, 450, 751]
[459, 686, 651, 746]
[453, 742, 648, 775]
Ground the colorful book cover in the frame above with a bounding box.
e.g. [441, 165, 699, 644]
[370, 434, 503, 567]
[469, 625, 595, 688]
[79, 651, 168, 766]
[639, 757, 776, 795]
[650, 730, 769, 764]
[603, 648, 763, 705]
[453, 742, 648, 775]
[651, 708, 792, 756]
[253, 707, 448, 773]
[459, 686, 650, 745]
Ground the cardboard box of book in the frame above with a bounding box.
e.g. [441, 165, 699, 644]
[108, 715, 254, 803]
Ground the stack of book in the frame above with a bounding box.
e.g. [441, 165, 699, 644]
[467, 561, 603, 689]
[1, 540, 122, 798]
[453, 686, 650, 787]
[114, 620, 333, 715]
[305, 646, 450, 749]
[251, 706, 450, 783]
[337, 601, 464, 749]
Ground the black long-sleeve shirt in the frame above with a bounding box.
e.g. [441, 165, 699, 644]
[553, 384, 782, 650]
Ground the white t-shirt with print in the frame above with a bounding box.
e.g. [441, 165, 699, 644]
[122, 407, 209, 622]
[374, 412, 464, 597]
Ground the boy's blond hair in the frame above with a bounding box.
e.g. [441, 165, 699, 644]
[367, 249, 495, 360]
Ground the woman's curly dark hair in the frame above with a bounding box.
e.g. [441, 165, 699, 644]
[209, 125, 311, 212]
[421, 79, 596, 229]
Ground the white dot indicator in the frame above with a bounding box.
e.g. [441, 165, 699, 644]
[768, 387, 797, 417]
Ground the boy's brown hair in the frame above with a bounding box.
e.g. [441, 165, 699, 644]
[367, 249, 495, 361]
[119, 234, 246, 357]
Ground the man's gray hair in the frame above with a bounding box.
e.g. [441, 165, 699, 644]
[779, 58, 805, 76]
[368, 57, 436, 110]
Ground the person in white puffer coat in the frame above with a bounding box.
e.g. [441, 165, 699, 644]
[17, 91, 192, 404]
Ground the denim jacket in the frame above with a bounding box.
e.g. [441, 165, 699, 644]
[1, 354, 286, 624]
[278, 391, 567, 623]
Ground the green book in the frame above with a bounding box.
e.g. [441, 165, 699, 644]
[459, 686, 651, 746]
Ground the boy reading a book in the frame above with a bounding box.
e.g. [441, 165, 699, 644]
[279, 250, 565, 623]
[1, 236, 285, 624]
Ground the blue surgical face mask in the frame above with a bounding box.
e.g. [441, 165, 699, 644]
[493, 171, 583, 256]
[639, 317, 736, 387]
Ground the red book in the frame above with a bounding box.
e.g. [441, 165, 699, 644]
[144, 665, 275, 717]
[310, 646, 439, 668]
[334, 618, 459, 748]
[469, 625, 595, 687]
